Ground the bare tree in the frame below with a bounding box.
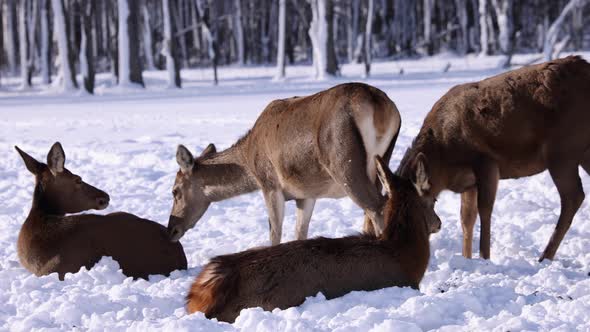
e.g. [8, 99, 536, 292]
[3, 0, 18, 75]
[309, 0, 338, 79]
[233, 0, 244, 65]
[275, 0, 286, 79]
[40, 0, 52, 84]
[363, 0, 373, 77]
[423, 0, 434, 55]
[543, 0, 586, 61]
[141, 1, 155, 70]
[118, 0, 144, 87]
[479, 0, 489, 55]
[163, 0, 181, 87]
[491, 0, 513, 67]
[19, 0, 31, 88]
[52, 0, 77, 90]
[80, 0, 95, 93]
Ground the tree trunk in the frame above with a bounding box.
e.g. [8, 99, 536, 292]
[19, 0, 31, 88]
[3, 0, 18, 75]
[142, 2, 155, 70]
[163, 0, 181, 87]
[423, 0, 434, 55]
[51, 0, 77, 90]
[363, 0, 373, 77]
[275, 0, 286, 79]
[233, 0, 244, 65]
[543, 0, 584, 61]
[40, 0, 52, 84]
[479, 0, 489, 55]
[309, 0, 337, 79]
[455, 0, 468, 54]
[491, 0, 513, 67]
[118, 0, 144, 86]
[80, 0, 95, 93]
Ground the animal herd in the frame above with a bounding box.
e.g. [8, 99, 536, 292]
[13, 56, 590, 323]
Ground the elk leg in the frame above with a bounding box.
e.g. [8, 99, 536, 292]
[474, 159, 499, 260]
[263, 190, 286, 245]
[461, 187, 478, 259]
[540, 163, 584, 261]
[295, 198, 316, 240]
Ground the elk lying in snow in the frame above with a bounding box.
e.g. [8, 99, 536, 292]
[168, 83, 401, 244]
[397, 55, 590, 261]
[15, 143, 187, 280]
[186, 156, 441, 322]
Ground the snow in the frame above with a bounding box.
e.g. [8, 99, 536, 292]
[1, 53, 590, 331]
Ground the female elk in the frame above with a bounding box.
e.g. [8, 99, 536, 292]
[168, 83, 401, 245]
[186, 156, 441, 323]
[15, 142, 187, 280]
[397, 56, 590, 261]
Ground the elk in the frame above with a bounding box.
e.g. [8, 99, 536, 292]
[397, 55, 590, 261]
[168, 82, 401, 245]
[15, 142, 187, 280]
[186, 156, 441, 322]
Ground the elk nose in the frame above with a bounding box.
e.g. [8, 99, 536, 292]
[168, 225, 183, 242]
[96, 196, 110, 210]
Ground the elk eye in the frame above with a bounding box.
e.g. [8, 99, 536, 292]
[172, 189, 179, 197]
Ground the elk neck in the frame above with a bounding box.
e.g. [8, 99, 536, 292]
[198, 142, 259, 202]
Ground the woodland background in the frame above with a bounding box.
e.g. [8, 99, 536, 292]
[0, 0, 588, 93]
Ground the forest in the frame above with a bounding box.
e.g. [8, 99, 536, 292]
[0, 0, 588, 93]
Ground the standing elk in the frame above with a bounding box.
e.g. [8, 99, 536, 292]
[397, 55, 590, 261]
[168, 83, 401, 245]
[186, 156, 441, 323]
[15, 142, 187, 280]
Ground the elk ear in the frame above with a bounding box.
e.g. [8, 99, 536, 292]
[412, 152, 430, 196]
[47, 142, 65, 175]
[375, 156, 396, 198]
[200, 143, 216, 158]
[176, 145, 195, 174]
[15, 146, 43, 175]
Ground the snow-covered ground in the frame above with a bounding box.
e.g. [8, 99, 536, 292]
[1, 53, 590, 331]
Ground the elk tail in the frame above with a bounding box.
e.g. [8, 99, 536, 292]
[186, 256, 239, 319]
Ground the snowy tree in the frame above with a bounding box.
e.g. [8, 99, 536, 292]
[308, 0, 338, 79]
[423, 0, 434, 55]
[79, 0, 95, 93]
[118, 0, 144, 87]
[491, 0, 513, 67]
[233, 0, 244, 65]
[363, 0, 373, 77]
[3, 0, 18, 75]
[163, 0, 181, 87]
[141, 1, 155, 71]
[543, 0, 587, 61]
[40, 0, 52, 84]
[51, 0, 77, 90]
[18, 0, 31, 88]
[275, 0, 286, 79]
[479, 0, 489, 55]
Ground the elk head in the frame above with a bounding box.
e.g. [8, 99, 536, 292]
[167, 144, 217, 242]
[15, 142, 110, 214]
[375, 155, 441, 236]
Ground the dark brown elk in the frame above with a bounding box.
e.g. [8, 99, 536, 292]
[168, 83, 401, 245]
[397, 55, 590, 261]
[185, 156, 441, 323]
[15, 142, 187, 280]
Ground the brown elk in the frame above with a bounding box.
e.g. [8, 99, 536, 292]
[397, 55, 590, 261]
[15, 142, 187, 280]
[186, 156, 441, 323]
[168, 83, 401, 245]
